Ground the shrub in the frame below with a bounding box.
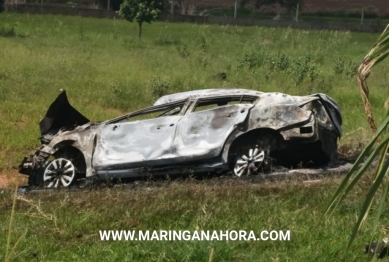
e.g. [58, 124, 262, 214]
[275, 53, 290, 71]
[288, 54, 317, 86]
[333, 57, 344, 75]
[240, 48, 266, 69]
[0, 25, 16, 37]
[345, 59, 359, 78]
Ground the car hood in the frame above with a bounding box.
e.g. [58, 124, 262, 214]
[39, 91, 90, 135]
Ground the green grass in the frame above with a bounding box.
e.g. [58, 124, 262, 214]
[1, 13, 389, 260]
[1, 177, 389, 261]
[0, 13, 387, 171]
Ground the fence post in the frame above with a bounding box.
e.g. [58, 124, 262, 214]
[361, 7, 364, 25]
[107, 0, 110, 10]
[234, 0, 237, 19]
[171, 0, 174, 15]
[295, 3, 299, 22]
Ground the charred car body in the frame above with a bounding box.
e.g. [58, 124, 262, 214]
[19, 89, 342, 188]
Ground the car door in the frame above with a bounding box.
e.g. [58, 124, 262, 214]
[172, 96, 255, 162]
[92, 104, 185, 170]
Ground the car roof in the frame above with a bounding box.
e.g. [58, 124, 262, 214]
[153, 88, 263, 106]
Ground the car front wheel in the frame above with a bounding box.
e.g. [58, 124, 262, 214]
[43, 158, 76, 188]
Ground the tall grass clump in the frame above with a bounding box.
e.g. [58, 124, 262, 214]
[4, 187, 26, 262]
[239, 49, 318, 86]
[0, 24, 16, 37]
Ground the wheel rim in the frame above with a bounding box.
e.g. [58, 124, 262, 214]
[43, 158, 76, 188]
[233, 148, 265, 177]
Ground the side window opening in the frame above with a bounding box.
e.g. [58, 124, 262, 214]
[193, 96, 256, 113]
[119, 106, 183, 123]
[159, 107, 181, 117]
[126, 107, 182, 122]
[194, 103, 220, 112]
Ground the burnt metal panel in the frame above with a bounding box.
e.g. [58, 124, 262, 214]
[45, 123, 98, 177]
[309, 93, 342, 136]
[39, 91, 89, 135]
[172, 104, 252, 161]
[93, 116, 181, 170]
[249, 105, 313, 131]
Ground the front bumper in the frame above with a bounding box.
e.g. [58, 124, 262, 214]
[18, 147, 50, 185]
[19, 157, 33, 176]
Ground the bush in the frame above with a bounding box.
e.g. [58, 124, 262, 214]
[0, 25, 16, 37]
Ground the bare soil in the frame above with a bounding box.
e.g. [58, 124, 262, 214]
[0, 170, 27, 188]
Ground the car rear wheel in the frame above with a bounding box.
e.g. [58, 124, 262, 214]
[43, 158, 76, 188]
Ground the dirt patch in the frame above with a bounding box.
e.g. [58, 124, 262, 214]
[0, 169, 27, 188]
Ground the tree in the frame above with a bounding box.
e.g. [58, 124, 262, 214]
[326, 24, 389, 248]
[119, 0, 166, 39]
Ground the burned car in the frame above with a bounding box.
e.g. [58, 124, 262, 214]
[19, 89, 342, 188]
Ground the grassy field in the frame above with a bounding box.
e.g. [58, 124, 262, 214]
[2, 176, 389, 261]
[1, 13, 389, 261]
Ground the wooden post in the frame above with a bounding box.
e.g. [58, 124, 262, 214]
[107, 0, 110, 10]
[295, 3, 299, 22]
[361, 7, 364, 25]
[171, 0, 174, 15]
